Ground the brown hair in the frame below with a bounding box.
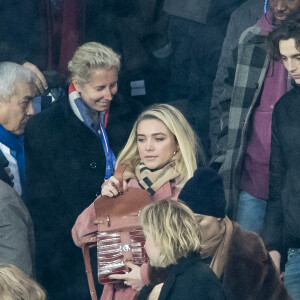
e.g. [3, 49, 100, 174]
[268, 14, 300, 60]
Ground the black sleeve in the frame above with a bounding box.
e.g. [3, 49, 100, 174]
[262, 108, 285, 254]
[165, 265, 226, 300]
[0, 150, 13, 186]
[24, 119, 59, 210]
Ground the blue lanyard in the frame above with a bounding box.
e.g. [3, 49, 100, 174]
[98, 123, 116, 179]
[72, 97, 116, 180]
[264, 0, 268, 13]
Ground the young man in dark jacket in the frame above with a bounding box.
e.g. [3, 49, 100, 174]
[210, 0, 300, 236]
[263, 15, 300, 300]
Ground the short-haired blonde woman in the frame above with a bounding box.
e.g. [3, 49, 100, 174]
[72, 103, 205, 300]
[24, 42, 142, 299]
[136, 199, 225, 300]
[0, 264, 46, 300]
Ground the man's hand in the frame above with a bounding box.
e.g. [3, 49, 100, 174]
[0, 167, 14, 186]
[23, 62, 48, 94]
[4, 167, 14, 182]
[109, 261, 142, 291]
[269, 250, 281, 273]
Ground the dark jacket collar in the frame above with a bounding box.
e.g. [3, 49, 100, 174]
[166, 252, 201, 274]
[291, 78, 300, 89]
[148, 252, 201, 286]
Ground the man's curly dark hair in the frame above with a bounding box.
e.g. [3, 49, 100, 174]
[268, 14, 300, 61]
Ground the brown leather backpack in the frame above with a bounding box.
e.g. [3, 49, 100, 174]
[81, 164, 151, 300]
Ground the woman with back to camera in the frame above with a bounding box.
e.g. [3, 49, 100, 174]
[179, 167, 291, 300]
[136, 199, 226, 300]
[72, 103, 205, 300]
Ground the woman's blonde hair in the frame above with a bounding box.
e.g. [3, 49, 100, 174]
[140, 199, 201, 267]
[0, 264, 46, 300]
[68, 42, 121, 86]
[116, 104, 205, 185]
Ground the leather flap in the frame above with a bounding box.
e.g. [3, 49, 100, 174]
[94, 187, 151, 229]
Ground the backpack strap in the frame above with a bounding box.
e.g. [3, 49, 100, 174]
[81, 235, 98, 300]
[113, 164, 128, 186]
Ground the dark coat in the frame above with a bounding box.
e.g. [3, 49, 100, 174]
[24, 94, 142, 300]
[263, 84, 300, 259]
[223, 223, 290, 300]
[138, 252, 225, 300]
[187, 26, 223, 158]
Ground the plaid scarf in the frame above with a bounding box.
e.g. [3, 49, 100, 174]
[135, 161, 179, 195]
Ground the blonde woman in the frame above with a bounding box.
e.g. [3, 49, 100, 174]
[72, 103, 205, 300]
[103, 103, 203, 194]
[25, 42, 142, 299]
[0, 264, 46, 300]
[136, 199, 225, 300]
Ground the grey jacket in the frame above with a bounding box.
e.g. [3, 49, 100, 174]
[209, 0, 264, 156]
[212, 22, 270, 219]
[0, 179, 35, 277]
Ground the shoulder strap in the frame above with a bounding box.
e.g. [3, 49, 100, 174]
[113, 164, 127, 186]
[81, 236, 98, 300]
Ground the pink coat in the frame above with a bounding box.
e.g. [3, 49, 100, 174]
[72, 178, 181, 300]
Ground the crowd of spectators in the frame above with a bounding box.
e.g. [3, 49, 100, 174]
[1, 0, 300, 299]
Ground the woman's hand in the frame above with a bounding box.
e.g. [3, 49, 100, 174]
[101, 176, 128, 197]
[109, 261, 143, 291]
[269, 250, 281, 273]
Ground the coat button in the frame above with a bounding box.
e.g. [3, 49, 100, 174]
[90, 162, 97, 169]
[95, 191, 101, 197]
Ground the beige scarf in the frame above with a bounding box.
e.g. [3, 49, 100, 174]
[199, 216, 233, 278]
[130, 161, 180, 195]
